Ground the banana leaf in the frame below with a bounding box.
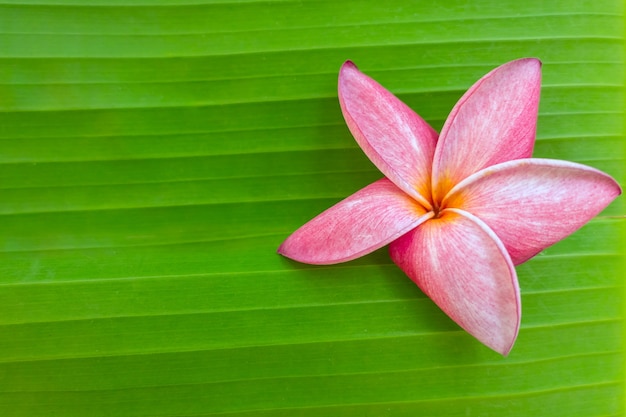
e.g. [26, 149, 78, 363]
[0, 1, 624, 415]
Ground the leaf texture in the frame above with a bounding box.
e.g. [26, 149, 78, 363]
[0, 0, 624, 416]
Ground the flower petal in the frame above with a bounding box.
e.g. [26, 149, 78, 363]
[278, 178, 432, 265]
[432, 58, 542, 202]
[338, 61, 439, 209]
[443, 158, 622, 265]
[389, 209, 520, 355]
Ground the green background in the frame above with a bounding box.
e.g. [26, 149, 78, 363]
[0, 1, 624, 415]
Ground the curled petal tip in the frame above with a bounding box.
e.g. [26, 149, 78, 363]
[339, 60, 360, 80]
[513, 57, 542, 83]
[276, 242, 288, 257]
[518, 56, 542, 66]
[502, 57, 542, 75]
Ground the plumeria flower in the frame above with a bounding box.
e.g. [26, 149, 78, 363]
[278, 59, 621, 355]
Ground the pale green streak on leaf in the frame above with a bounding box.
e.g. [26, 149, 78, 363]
[0, 0, 624, 416]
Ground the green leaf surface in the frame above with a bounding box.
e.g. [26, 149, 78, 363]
[0, 0, 624, 416]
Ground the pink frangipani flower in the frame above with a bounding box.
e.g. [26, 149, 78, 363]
[278, 59, 621, 355]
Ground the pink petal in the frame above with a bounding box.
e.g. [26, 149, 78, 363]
[278, 178, 432, 265]
[432, 58, 542, 202]
[338, 61, 439, 210]
[389, 209, 520, 355]
[443, 158, 622, 265]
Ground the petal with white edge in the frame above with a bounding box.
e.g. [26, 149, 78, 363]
[443, 158, 622, 265]
[389, 209, 521, 355]
[278, 178, 432, 265]
[432, 58, 542, 202]
[339, 61, 439, 209]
